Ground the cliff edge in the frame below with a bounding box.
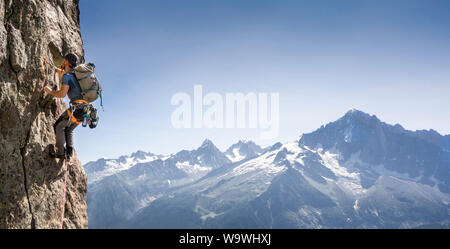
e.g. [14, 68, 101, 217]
[0, 0, 87, 229]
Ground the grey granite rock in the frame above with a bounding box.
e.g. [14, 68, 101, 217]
[0, 0, 87, 229]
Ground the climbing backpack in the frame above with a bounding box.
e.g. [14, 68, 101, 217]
[73, 62, 103, 108]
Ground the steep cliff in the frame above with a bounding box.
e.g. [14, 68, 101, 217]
[0, 0, 87, 228]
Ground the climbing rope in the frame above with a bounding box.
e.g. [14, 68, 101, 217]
[60, 157, 68, 229]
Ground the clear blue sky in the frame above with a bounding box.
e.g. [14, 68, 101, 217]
[76, 0, 450, 163]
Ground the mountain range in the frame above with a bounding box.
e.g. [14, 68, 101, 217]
[84, 109, 450, 228]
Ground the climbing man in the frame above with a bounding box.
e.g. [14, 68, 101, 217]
[44, 53, 83, 159]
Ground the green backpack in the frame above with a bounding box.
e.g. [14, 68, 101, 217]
[74, 62, 103, 108]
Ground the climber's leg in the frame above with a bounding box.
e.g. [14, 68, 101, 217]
[65, 121, 79, 158]
[53, 110, 70, 158]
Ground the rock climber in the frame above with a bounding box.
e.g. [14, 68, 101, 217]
[44, 53, 83, 159]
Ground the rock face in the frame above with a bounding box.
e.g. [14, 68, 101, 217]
[0, 0, 87, 228]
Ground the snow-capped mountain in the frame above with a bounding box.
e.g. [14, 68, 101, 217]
[83, 150, 161, 185]
[85, 139, 232, 228]
[299, 109, 450, 193]
[85, 109, 450, 228]
[225, 140, 264, 162]
[174, 139, 231, 170]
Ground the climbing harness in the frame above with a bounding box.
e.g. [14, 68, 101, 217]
[66, 99, 88, 126]
[66, 99, 98, 128]
[60, 156, 69, 229]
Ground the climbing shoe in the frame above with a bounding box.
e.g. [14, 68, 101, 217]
[48, 144, 65, 159]
[49, 149, 65, 160]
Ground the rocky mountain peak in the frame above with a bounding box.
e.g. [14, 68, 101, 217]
[130, 150, 152, 160]
[194, 139, 231, 168]
[199, 139, 215, 149]
[299, 110, 450, 185]
[341, 108, 380, 125]
[299, 109, 382, 150]
[225, 140, 264, 162]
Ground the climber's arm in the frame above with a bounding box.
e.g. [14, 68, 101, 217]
[44, 69, 70, 98]
[44, 85, 69, 98]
